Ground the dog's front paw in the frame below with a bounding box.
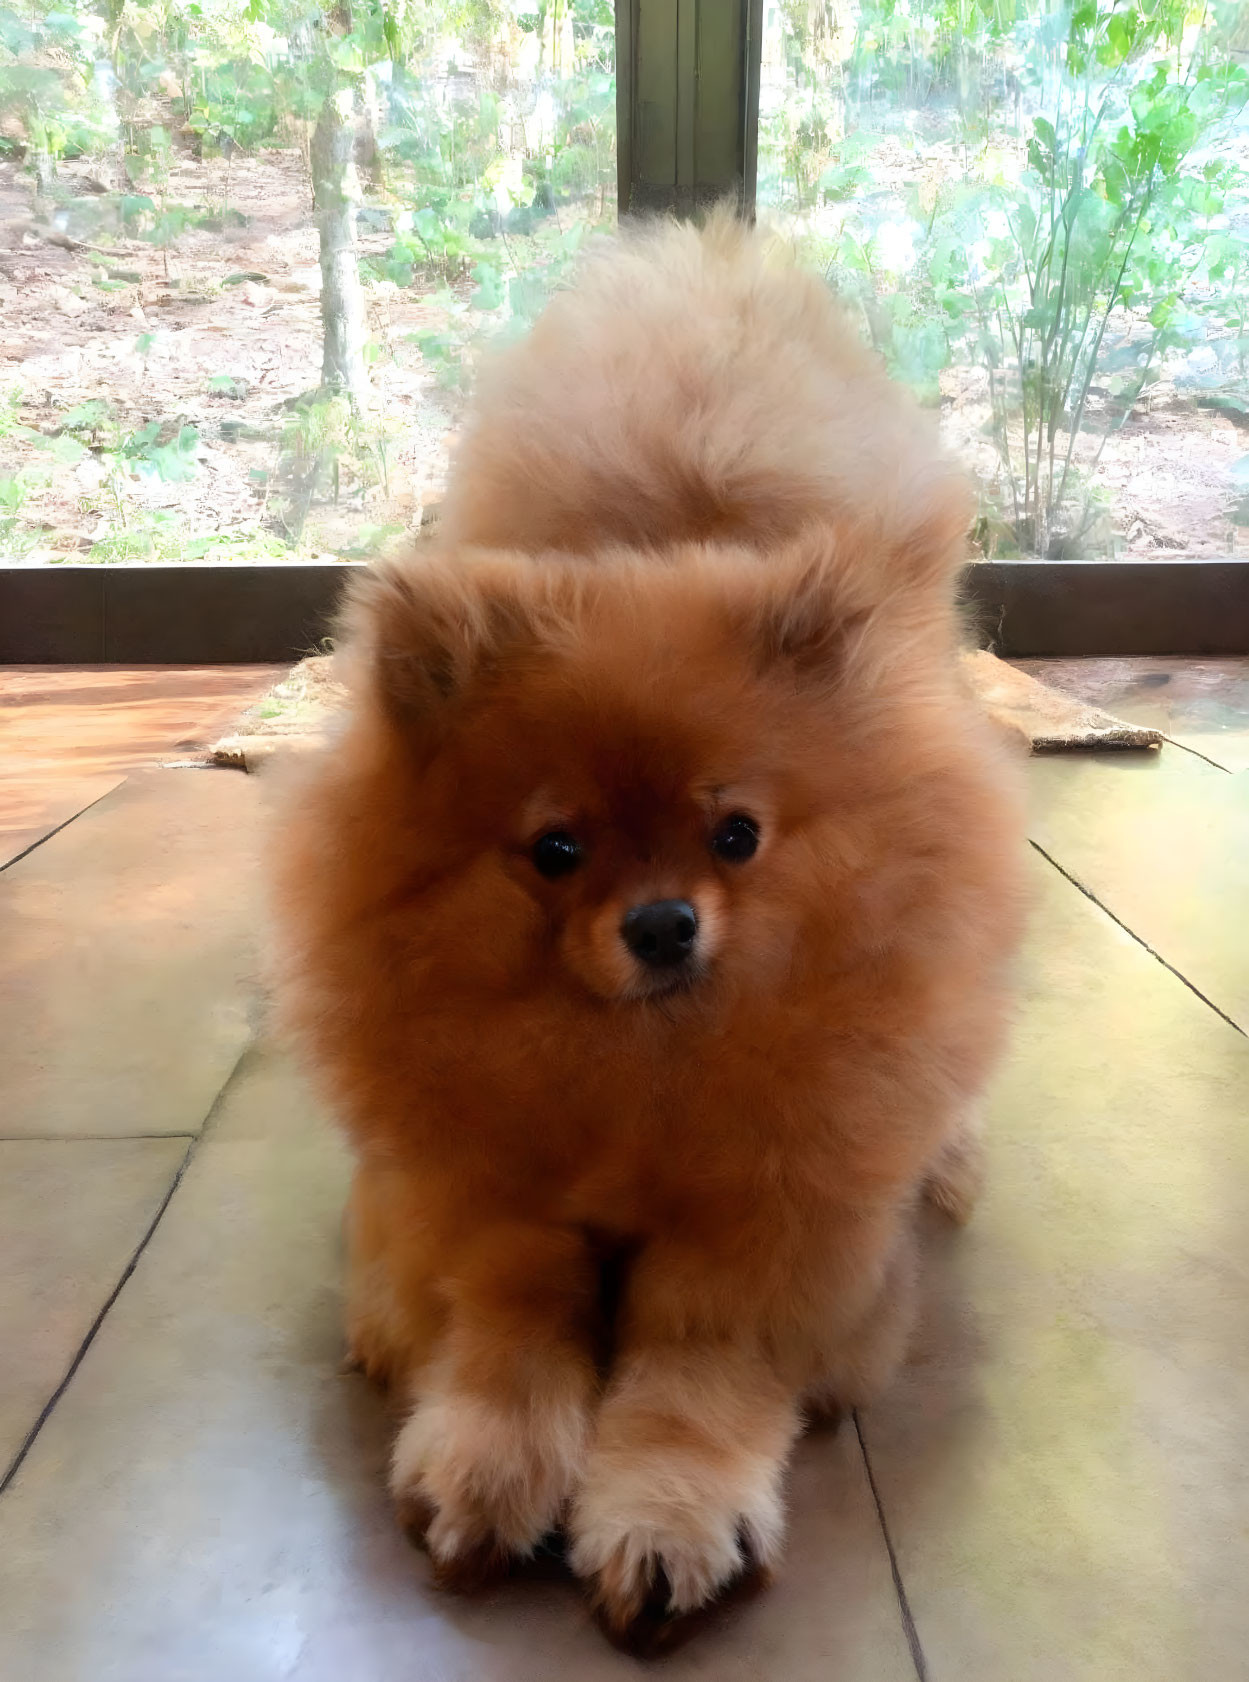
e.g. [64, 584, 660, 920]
[569, 1451, 784, 1653]
[391, 1390, 587, 1591]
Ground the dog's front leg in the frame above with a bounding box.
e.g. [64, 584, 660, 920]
[390, 1220, 599, 1590]
[569, 1244, 802, 1653]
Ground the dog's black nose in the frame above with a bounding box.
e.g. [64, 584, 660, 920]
[621, 900, 698, 968]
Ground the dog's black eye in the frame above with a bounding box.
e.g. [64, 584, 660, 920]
[710, 813, 760, 863]
[531, 830, 583, 879]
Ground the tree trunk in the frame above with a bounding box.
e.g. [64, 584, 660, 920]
[311, 86, 369, 411]
[353, 75, 384, 192]
[32, 144, 57, 198]
[25, 103, 56, 199]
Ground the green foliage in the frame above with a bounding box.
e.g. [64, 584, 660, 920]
[947, 10, 1246, 552]
[0, 0, 618, 562]
[268, 392, 395, 540]
[0, 467, 41, 554]
[52, 399, 199, 482]
[2, 400, 201, 537]
[79, 511, 292, 562]
[764, 0, 1249, 555]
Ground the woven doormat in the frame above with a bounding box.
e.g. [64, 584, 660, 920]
[960, 649, 1163, 753]
[208, 649, 1162, 772]
[208, 655, 347, 769]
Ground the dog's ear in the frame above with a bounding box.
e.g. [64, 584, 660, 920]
[744, 543, 863, 680]
[338, 548, 557, 727]
[730, 526, 878, 686]
[733, 475, 972, 684]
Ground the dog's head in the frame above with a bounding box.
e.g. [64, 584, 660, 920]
[340, 512, 967, 1005]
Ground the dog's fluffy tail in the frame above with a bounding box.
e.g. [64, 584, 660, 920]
[436, 211, 969, 578]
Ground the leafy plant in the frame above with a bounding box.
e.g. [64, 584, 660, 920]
[763, 0, 1249, 556]
[934, 4, 1249, 553]
[268, 392, 395, 540]
[40, 400, 201, 528]
[0, 470, 33, 551]
[85, 513, 291, 563]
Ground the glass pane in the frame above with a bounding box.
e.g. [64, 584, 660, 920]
[757, 1, 1249, 560]
[0, 0, 616, 564]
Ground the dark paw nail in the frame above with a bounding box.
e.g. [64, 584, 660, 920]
[597, 1562, 675, 1660]
[432, 1533, 513, 1595]
[394, 1493, 435, 1552]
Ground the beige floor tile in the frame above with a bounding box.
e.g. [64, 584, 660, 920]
[860, 852, 1249, 1681]
[0, 774, 126, 872]
[0, 768, 262, 1138]
[1026, 749, 1249, 1031]
[0, 1136, 188, 1474]
[0, 1048, 914, 1682]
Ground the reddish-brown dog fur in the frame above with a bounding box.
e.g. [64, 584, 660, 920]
[272, 213, 1026, 1649]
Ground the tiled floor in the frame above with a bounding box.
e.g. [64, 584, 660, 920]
[1, 662, 1247, 1681]
[0, 663, 283, 867]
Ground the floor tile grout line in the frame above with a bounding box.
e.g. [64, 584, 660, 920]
[1029, 839, 1247, 1038]
[1155, 733, 1232, 773]
[0, 783, 124, 875]
[0, 1136, 194, 1499]
[853, 1412, 928, 1682]
[0, 759, 245, 877]
[0, 1044, 255, 1499]
[0, 1133, 200, 1143]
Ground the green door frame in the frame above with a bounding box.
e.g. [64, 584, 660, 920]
[616, 0, 764, 218]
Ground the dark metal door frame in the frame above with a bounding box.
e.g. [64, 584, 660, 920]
[616, 0, 764, 218]
[4, 560, 1247, 664]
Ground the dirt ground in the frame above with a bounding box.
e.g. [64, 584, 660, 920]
[0, 142, 1245, 563]
[0, 146, 458, 563]
[939, 359, 1249, 558]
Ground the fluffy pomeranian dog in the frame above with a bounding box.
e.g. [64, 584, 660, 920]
[273, 212, 1024, 1651]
